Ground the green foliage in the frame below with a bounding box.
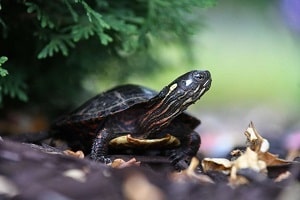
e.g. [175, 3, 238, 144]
[25, 2, 55, 29]
[0, 0, 216, 114]
[0, 72, 28, 105]
[20, 0, 216, 59]
[0, 56, 28, 104]
[37, 37, 75, 59]
[0, 56, 8, 77]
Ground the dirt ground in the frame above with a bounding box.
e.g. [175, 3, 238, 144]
[0, 136, 299, 200]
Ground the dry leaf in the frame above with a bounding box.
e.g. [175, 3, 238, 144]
[258, 151, 291, 166]
[230, 147, 267, 185]
[172, 157, 214, 184]
[244, 122, 291, 166]
[111, 158, 141, 168]
[201, 121, 294, 186]
[244, 121, 269, 153]
[232, 148, 267, 172]
[274, 171, 291, 182]
[63, 150, 85, 159]
[202, 158, 232, 174]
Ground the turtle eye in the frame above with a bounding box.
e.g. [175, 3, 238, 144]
[193, 72, 205, 81]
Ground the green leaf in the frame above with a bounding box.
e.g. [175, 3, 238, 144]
[97, 32, 113, 45]
[0, 56, 8, 66]
[0, 69, 8, 77]
[0, 72, 28, 104]
[38, 37, 74, 59]
[41, 15, 55, 29]
[71, 24, 95, 41]
[25, 2, 38, 13]
[0, 56, 8, 77]
[63, 0, 79, 22]
[25, 2, 55, 29]
[80, 1, 110, 29]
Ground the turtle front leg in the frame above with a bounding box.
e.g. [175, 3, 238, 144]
[90, 128, 113, 164]
[169, 131, 201, 170]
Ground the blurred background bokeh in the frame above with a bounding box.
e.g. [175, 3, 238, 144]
[192, 0, 300, 157]
[0, 0, 299, 157]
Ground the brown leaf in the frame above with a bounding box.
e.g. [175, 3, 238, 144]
[63, 150, 85, 159]
[202, 158, 232, 174]
[172, 157, 215, 184]
[258, 151, 291, 166]
[274, 171, 291, 182]
[244, 121, 270, 153]
[230, 147, 267, 185]
[111, 158, 141, 168]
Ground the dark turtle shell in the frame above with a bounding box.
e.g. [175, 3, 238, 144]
[51, 84, 200, 154]
[53, 84, 200, 129]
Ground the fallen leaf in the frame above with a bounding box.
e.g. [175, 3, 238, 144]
[172, 157, 215, 184]
[230, 147, 267, 186]
[244, 121, 269, 153]
[202, 158, 232, 175]
[111, 158, 141, 168]
[63, 150, 85, 159]
[274, 171, 291, 182]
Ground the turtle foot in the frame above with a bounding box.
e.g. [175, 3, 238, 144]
[93, 156, 112, 164]
[169, 150, 190, 170]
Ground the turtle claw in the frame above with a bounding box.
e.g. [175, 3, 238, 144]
[168, 150, 189, 170]
[174, 160, 189, 170]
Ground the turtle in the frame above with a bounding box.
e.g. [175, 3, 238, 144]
[50, 70, 212, 169]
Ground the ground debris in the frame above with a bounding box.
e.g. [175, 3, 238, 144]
[171, 157, 215, 184]
[111, 158, 141, 168]
[123, 171, 166, 200]
[0, 121, 299, 200]
[201, 122, 299, 187]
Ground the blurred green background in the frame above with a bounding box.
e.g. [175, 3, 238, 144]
[194, 0, 300, 107]
[0, 0, 299, 156]
[191, 0, 300, 156]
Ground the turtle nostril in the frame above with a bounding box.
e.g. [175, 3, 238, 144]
[204, 70, 211, 78]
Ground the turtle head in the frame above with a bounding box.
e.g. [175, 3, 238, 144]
[164, 70, 211, 105]
[139, 70, 212, 137]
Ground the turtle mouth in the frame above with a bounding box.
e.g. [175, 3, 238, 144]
[194, 78, 211, 100]
[203, 78, 212, 90]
